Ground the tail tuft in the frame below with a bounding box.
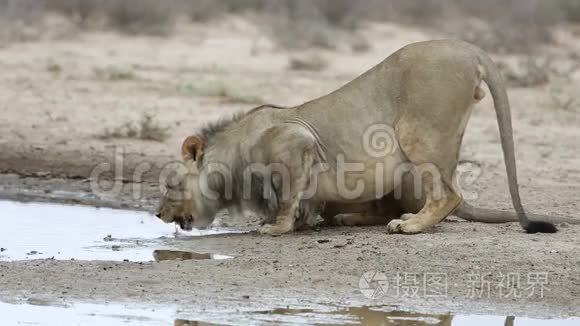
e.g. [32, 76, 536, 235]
[525, 221, 558, 234]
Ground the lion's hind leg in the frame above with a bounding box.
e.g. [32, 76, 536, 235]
[387, 173, 461, 234]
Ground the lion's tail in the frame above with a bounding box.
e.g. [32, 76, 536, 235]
[474, 47, 557, 233]
[455, 202, 580, 225]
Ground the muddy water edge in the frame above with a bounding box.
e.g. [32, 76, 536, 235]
[1, 200, 580, 324]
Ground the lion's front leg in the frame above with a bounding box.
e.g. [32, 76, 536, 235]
[259, 203, 298, 235]
[258, 185, 311, 235]
[259, 139, 316, 236]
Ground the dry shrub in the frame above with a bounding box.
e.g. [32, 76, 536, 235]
[184, 0, 229, 22]
[46, 0, 180, 34]
[498, 56, 579, 88]
[99, 114, 170, 142]
[0, 0, 46, 42]
[103, 0, 178, 35]
[259, 1, 339, 50]
[46, 0, 106, 26]
[550, 89, 576, 111]
[561, 0, 580, 22]
[267, 20, 337, 50]
[350, 34, 371, 53]
[498, 58, 551, 88]
[179, 0, 263, 22]
[0, 0, 45, 24]
[178, 79, 263, 104]
[3, 0, 580, 51]
[348, 0, 563, 54]
[288, 54, 328, 72]
[452, 0, 562, 53]
[179, 0, 357, 49]
[388, 0, 450, 24]
[251, 0, 571, 53]
[304, 0, 359, 29]
[94, 66, 136, 81]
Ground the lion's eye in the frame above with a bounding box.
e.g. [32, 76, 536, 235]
[166, 182, 183, 190]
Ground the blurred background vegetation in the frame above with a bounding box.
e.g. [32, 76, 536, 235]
[1, 0, 580, 53]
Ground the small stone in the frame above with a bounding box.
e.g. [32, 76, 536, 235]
[333, 239, 353, 248]
[35, 171, 50, 177]
[0, 248, 6, 252]
[111, 245, 121, 251]
[317, 239, 330, 244]
[242, 295, 250, 299]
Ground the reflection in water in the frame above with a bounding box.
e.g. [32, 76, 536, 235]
[255, 307, 452, 325]
[0, 200, 238, 262]
[153, 250, 232, 262]
[174, 319, 219, 326]
[175, 306, 577, 325]
[1, 301, 578, 326]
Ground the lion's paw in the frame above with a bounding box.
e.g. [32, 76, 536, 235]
[386, 219, 422, 234]
[258, 224, 288, 236]
[332, 214, 358, 226]
[258, 224, 277, 235]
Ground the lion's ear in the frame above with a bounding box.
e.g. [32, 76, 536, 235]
[181, 135, 205, 161]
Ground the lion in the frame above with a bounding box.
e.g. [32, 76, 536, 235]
[156, 40, 578, 235]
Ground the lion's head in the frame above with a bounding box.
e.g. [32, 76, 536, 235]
[155, 135, 216, 231]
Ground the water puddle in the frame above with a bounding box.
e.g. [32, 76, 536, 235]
[0, 301, 577, 325]
[0, 301, 174, 326]
[0, 200, 236, 262]
[153, 249, 232, 261]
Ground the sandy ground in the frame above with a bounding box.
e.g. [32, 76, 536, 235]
[1, 16, 580, 320]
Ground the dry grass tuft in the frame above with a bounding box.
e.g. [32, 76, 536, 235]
[104, 0, 177, 35]
[46, 60, 63, 74]
[350, 35, 371, 53]
[0, 0, 45, 43]
[498, 56, 579, 88]
[498, 58, 552, 88]
[178, 79, 263, 104]
[99, 114, 170, 142]
[94, 66, 137, 81]
[288, 54, 328, 72]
